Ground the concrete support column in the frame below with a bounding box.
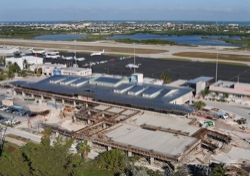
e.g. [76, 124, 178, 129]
[107, 146, 112, 151]
[13, 90, 17, 96]
[73, 101, 76, 107]
[85, 103, 88, 108]
[87, 119, 91, 124]
[88, 141, 93, 147]
[62, 99, 65, 105]
[150, 157, 154, 165]
[22, 92, 26, 97]
[41, 95, 44, 101]
[102, 113, 105, 117]
[103, 123, 106, 129]
[52, 97, 55, 102]
[128, 151, 132, 157]
[55, 132, 59, 137]
[88, 111, 91, 115]
[31, 94, 34, 98]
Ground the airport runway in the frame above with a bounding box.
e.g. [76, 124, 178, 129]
[41, 52, 250, 83]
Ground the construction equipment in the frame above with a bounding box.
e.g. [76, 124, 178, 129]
[235, 118, 247, 125]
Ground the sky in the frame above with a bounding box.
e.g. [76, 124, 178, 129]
[1, 0, 250, 21]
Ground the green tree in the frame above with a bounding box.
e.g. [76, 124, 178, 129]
[23, 59, 28, 69]
[0, 128, 81, 176]
[193, 101, 206, 110]
[223, 93, 229, 101]
[77, 140, 91, 158]
[215, 91, 219, 97]
[98, 149, 126, 173]
[160, 72, 171, 84]
[174, 165, 189, 176]
[201, 87, 211, 98]
[211, 164, 228, 176]
[36, 67, 42, 76]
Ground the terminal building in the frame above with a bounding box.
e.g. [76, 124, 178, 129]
[5, 56, 43, 70]
[209, 80, 250, 99]
[169, 76, 214, 98]
[12, 74, 194, 114]
[30, 63, 92, 76]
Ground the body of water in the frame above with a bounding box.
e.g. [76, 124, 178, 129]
[32, 34, 86, 41]
[109, 34, 242, 46]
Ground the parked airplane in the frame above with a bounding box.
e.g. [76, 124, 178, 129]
[90, 49, 105, 56]
[31, 48, 46, 55]
[62, 55, 73, 60]
[126, 63, 141, 69]
[46, 51, 59, 55]
[44, 53, 60, 59]
[74, 56, 85, 61]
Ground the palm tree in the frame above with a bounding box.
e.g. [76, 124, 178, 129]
[7, 61, 13, 78]
[160, 72, 171, 83]
[201, 87, 211, 98]
[77, 140, 91, 158]
[160, 72, 166, 81]
[23, 59, 28, 69]
[211, 164, 228, 176]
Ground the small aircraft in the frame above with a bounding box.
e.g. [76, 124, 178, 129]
[126, 63, 141, 69]
[74, 56, 85, 61]
[46, 51, 59, 55]
[90, 49, 105, 56]
[62, 55, 73, 60]
[44, 53, 60, 59]
[30, 48, 46, 55]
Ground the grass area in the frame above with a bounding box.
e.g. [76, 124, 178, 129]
[1, 141, 20, 157]
[6, 134, 31, 142]
[173, 52, 250, 62]
[77, 162, 114, 176]
[114, 38, 177, 45]
[2, 41, 167, 54]
[160, 58, 192, 62]
[76, 51, 92, 54]
[204, 61, 248, 66]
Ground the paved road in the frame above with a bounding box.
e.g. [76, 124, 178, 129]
[5, 127, 41, 143]
[204, 100, 250, 128]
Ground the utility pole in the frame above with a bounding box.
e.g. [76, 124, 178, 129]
[215, 47, 219, 82]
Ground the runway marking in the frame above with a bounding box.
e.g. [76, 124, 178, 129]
[228, 68, 250, 81]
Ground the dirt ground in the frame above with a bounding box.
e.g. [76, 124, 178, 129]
[173, 52, 250, 62]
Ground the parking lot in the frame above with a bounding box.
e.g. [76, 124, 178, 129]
[29, 51, 250, 83]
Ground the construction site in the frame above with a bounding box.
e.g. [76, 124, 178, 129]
[5, 75, 250, 174]
[37, 100, 249, 173]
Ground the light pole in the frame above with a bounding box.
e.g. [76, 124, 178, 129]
[134, 42, 135, 74]
[215, 47, 219, 82]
